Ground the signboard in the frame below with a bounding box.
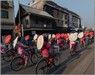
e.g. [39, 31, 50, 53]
[32, 31, 36, 35]
[44, 24, 47, 28]
[69, 13, 72, 27]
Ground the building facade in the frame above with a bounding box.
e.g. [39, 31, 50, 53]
[29, 0, 82, 33]
[1, 1, 14, 42]
[16, 0, 82, 37]
[16, 4, 55, 36]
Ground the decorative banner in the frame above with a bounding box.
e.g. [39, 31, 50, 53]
[17, 24, 20, 32]
[17, 24, 21, 36]
[13, 36, 19, 48]
[14, 26, 18, 33]
[37, 35, 44, 50]
[69, 33, 77, 42]
[78, 32, 84, 38]
[4, 35, 11, 44]
[25, 35, 30, 41]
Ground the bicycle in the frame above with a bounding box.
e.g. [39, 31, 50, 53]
[35, 48, 60, 74]
[10, 46, 38, 71]
[2, 44, 17, 62]
[3, 48, 17, 62]
[70, 41, 79, 56]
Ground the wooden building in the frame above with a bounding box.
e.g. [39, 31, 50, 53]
[16, 0, 82, 37]
[16, 4, 55, 36]
[1, 1, 14, 42]
[29, 0, 82, 33]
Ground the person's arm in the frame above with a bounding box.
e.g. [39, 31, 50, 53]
[21, 43, 29, 48]
[18, 42, 29, 48]
[47, 43, 53, 49]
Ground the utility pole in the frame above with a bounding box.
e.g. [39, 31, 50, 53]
[13, 1, 16, 39]
[18, 0, 24, 37]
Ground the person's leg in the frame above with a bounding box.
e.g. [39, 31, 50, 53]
[23, 50, 29, 66]
[24, 55, 29, 66]
[54, 45, 60, 53]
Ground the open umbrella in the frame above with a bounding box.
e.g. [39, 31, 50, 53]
[4, 35, 11, 44]
[55, 33, 61, 39]
[25, 35, 30, 41]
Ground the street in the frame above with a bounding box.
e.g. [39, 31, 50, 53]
[1, 0, 94, 75]
[1, 42, 94, 74]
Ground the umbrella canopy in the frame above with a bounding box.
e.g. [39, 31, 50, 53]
[89, 31, 94, 36]
[25, 35, 30, 41]
[78, 32, 84, 38]
[55, 33, 61, 39]
[69, 33, 77, 42]
[37, 35, 44, 50]
[4, 35, 11, 44]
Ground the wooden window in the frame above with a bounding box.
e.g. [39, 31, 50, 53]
[25, 19, 29, 25]
[57, 11, 59, 16]
[1, 10, 9, 18]
[35, 19, 39, 24]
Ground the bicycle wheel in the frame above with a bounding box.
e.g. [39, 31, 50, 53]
[36, 59, 48, 74]
[1, 53, 4, 60]
[3, 50, 15, 62]
[10, 57, 25, 71]
[53, 54, 60, 67]
[31, 53, 38, 64]
[36, 51, 42, 58]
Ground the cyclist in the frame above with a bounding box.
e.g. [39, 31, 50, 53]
[69, 33, 78, 55]
[17, 36, 30, 66]
[41, 36, 54, 64]
[89, 31, 94, 42]
[80, 35, 86, 47]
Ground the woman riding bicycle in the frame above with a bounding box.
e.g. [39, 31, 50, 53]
[69, 32, 78, 55]
[41, 36, 55, 64]
[17, 36, 31, 66]
[80, 35, 86, 47]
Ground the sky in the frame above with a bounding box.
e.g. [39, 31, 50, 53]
[14, 0, 94, 28]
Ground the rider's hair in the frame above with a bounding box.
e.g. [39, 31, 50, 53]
[18, 37, 21, 41]
[44, 36, 48, 42]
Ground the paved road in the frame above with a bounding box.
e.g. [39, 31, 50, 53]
[1, 42, 94, 74]
[55, 43, 94, 74]
[84, 60, 94, 74]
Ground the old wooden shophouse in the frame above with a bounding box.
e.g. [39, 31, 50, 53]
[29, 0, 82, 33]
[16, 4, 55, 36]
[16, 0, 82, 36]
[1, 1, 15, 43]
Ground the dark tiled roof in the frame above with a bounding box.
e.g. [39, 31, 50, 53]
[46, 1, 61, 8]
[1, 1, 9, 7]
[45, 1, 80, 17]
[20, 4, 54, 19]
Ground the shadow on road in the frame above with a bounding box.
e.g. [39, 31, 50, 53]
[47, 42, 93, 74]
[1, 60, 36, 74]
